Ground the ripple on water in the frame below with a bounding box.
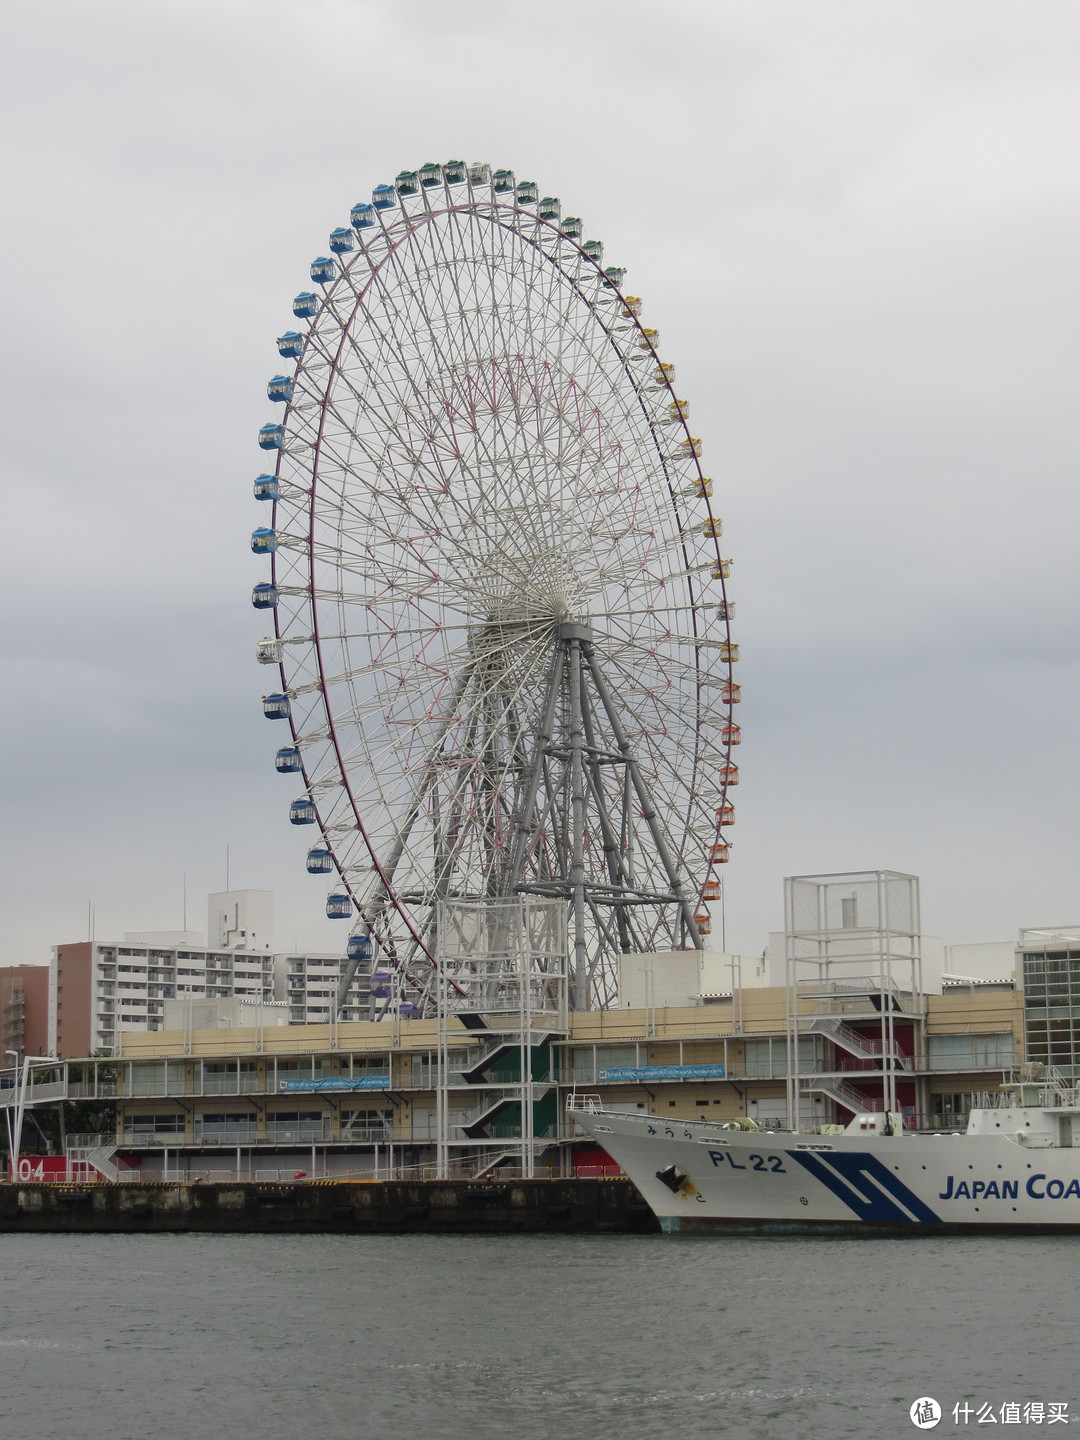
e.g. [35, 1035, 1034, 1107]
[0, 1232, 1075, 1440]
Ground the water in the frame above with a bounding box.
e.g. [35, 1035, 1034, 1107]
[0, 1232, 1075, 1439]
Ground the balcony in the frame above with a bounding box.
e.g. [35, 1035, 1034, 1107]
[264, 1122, 332, 1144]
[338, 1123, 393, 1143]
[122, 1130, 187, 1148]
[192, 1126, 259, 1146]
[69, 1080, 117, 1099]
[200, 1074, 259, 1096]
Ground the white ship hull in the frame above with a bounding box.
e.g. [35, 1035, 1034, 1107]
[571, 1101, 1080, 1234]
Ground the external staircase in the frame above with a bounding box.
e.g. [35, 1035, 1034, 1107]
[804, 1076, 885, 1114]
[806, 1015, 912, 1070]
[65, 1133, 123, 1181]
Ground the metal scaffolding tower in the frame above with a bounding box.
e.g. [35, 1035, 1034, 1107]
[784, 870, 923, 1128]
[435, 897, 568, 1179]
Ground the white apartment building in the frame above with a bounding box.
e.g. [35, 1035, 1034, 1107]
[50, 938, 279, 1057]
[278, 953, 373, 1024]
[50, 889, 378, 1056]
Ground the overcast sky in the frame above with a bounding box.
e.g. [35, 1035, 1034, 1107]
[2, 0, 1078, 965]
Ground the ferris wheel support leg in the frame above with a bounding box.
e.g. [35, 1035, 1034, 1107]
[505, 641, 564, 890]
[582, 642, 704, 951]
[567, 635, 591, 1010]
[334, 661, 478, 1018]
[577, 661, 633, 957]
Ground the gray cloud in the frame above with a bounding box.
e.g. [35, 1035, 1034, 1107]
[2, 0, 1078, 966]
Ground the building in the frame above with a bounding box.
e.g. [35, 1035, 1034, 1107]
[49, 939, 279, 1058]
[207, 890, 273, 952]
[60, 972, 1023, 1181]
[1016, 926, 1080, 1079]
[48, 941, 379, 1058]
[278, 952, 373, 1024]
[618, 950, 767, 1008]
[0, 965, 50, 1060]
[47, 888, 381, 1056]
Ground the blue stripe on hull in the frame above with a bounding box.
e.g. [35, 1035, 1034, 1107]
[786, 1150, 942, 1224]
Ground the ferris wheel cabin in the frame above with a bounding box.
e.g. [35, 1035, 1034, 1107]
[306, 848, 333, 874]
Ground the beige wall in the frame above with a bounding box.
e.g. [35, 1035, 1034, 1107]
[113, 985, 1025, 1064]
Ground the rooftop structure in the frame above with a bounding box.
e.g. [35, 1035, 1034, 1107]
[207, 890, 273, 952]
[784, 870, 923, 1124]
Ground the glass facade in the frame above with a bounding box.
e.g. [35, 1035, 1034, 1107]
[1022, 948, 1080, 1078]
[928, 1033, 1014, 1070]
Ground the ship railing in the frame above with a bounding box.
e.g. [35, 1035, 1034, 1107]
[566, 1093, 605, 1113]
[565, 1097, 794, 1135]
[971, 1068, 1079, 1110]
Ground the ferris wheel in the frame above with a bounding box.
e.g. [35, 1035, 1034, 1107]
[251, 161, 740, 1016]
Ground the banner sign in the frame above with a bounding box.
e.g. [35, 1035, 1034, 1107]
[596, 1063, 726, 1082]
[278, 1075, 390, 1093]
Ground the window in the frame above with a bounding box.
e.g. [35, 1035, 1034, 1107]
[340, 1108, 392, 1138]
[197, 1112, 256, 1133]
[351, 1055, 388, 1073]
[266, 1109, 329, 1139]
[929, 1034, 1014, 1070]
[130, 1063, 169, 1096]
[124, 1113, 183, 1136]
[744, 1038, 820, 1077]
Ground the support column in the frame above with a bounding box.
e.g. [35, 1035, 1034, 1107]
[582, 640, 702, 950]
[506, 641, 564, 889]
[566, 630, 590, 1009]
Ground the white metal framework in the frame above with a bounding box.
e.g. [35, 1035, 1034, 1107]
[254, 161, 739, 1016]
[784, 870, 924, 1126]
[435, 897, 567, 1179]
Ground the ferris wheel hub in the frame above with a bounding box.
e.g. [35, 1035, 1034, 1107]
[558, 620, 593, 643]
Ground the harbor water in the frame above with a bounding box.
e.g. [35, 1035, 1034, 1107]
[1, 1231, 1074, 1439]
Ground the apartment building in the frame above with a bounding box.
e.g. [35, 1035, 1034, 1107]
[0, 965, 50, 1060]
[50, 940, 278, 1058]
[49, 941, 381, 1057]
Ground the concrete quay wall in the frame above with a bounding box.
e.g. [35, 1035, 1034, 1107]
[0, 1178, 660, 1235]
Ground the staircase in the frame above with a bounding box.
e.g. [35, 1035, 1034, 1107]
[471, 1149, 519, 1179]
[806, 1016, 911, 1070]
[459, 1033, 555, 1086]
[65, 1133, 123, 1182]
[804, 1076, 884, 1114]
[461, 1095, 523, 1139]
[459, 1043, 519, 1086]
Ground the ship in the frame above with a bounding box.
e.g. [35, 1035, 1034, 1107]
[568, 1068, 1080, 1234]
